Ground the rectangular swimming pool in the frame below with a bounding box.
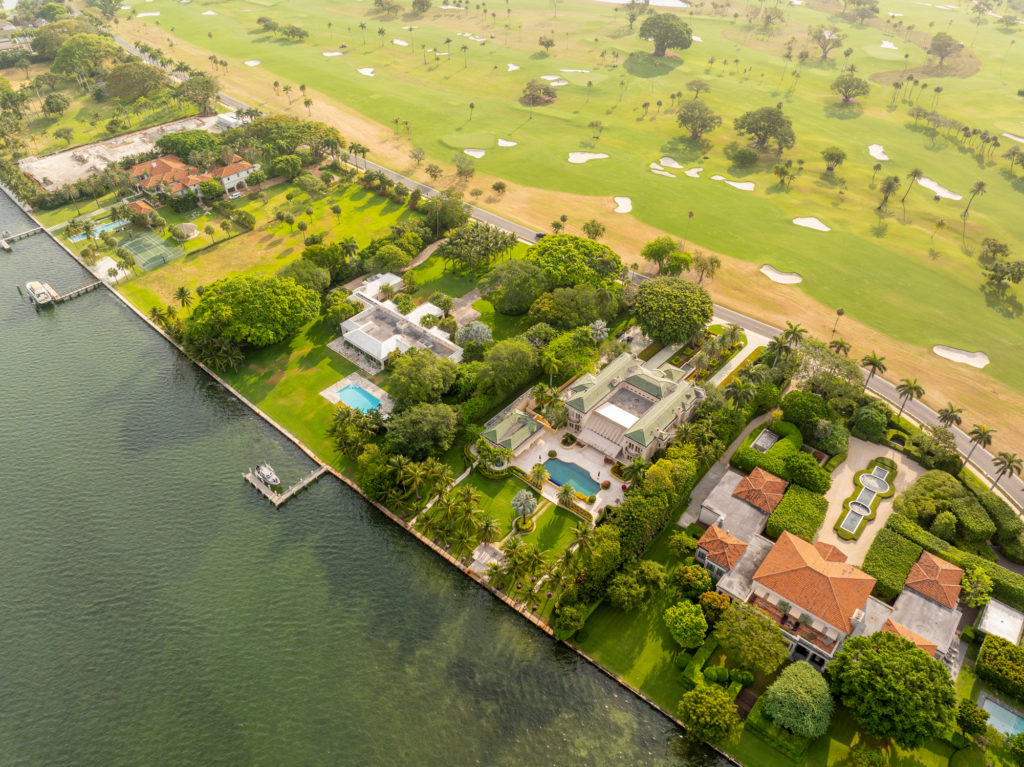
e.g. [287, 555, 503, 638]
[68, 219, 128, 243]
[983, 697, 1024, 736]
[543, 458, 601, 497]
[840, 508, 866, 534]
[337, 384, 381, 412]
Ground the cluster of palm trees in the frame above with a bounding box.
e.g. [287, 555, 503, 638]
[487, 526, 588, 611]
[415, 484, 501, 561]
[435, 223, 518, 274]
[531, 384, 568, 429]
[688, 324, 743, 381]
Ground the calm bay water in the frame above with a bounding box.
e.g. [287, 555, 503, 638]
[0, 196, 722, 766]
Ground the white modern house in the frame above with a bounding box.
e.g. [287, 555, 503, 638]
[339, 273, 462, 368]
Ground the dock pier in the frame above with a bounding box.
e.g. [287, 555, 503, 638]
[26, 280, 104, 306]
[1, 227, 44, 250]
[243, 465, 329, 508]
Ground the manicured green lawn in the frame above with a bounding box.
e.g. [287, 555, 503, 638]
[460, 470, 533, 536]
[472, 298, 532, 341]
[409, 255, 478, 299]
[220, 317, 357, 471]
[522, 503, 583, 557]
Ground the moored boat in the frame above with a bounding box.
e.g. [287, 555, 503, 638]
[25, 281, 52, 306]
[254, 462, 280, 486]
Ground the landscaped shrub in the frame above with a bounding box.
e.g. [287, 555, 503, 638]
[781, 390, 832, 436]
[977, 635, 1024, 701]
[765, 485, 828, 542]
[670, 564, 714, 600]
[930, 511, 958, 542]
[664, 601, 708, 648]
[854, 404, 888, 441]
[952, 498, 997, 543]
[668, 530, 699, 560]
[861, 527, 923, 600]
[812, 420, 850, 457]
[730, 667, 754, 686]
[745, 698, 812, 760]
[960, 625, 976, 644]
[762, 661, 834, 739]
[972, 486, 1024, 564]
[548, 449, 557, 458]
[730, 421, 801, 477]
[784, 451, 833, 493]
[393, 293, 415, 314]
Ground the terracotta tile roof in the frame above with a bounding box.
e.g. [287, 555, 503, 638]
[697, 526, 749, 570]
[733, 467, 789, 514]
[881, 618, 939, 657]
[814, 542, 848, 563]
[905, 551, 963, 609]
[210, 160, 254, 179]
[753, 532, 876, 634]
[127, 200, 154, 215]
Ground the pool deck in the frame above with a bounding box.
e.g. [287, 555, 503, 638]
[318, 372, 393, 414]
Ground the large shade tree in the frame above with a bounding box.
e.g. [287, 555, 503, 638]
[761, 661, 834, 738]
[638, 13, 693, 57]
[826, 631, 956, 748]
[633, 277, 712, 345]
[713, 602, 789, 674]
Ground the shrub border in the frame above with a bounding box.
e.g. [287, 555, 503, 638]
[834, 457, 898, 541]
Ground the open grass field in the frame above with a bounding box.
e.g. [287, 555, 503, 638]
[121, 0, 1024, 448]
[461, 469, 531, 536]
[521, 502, 581, 556]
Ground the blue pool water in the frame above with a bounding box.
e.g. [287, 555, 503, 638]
[544, 458, 601, 497]
[983, 698, 1024, 736]
[68, 219, 128, 243]
[337, 384, 381, 412]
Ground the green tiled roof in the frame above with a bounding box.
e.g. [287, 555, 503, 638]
[481, 409, 543, 452]
[625, 382, 701, 447]
[564, 354, 633, 413]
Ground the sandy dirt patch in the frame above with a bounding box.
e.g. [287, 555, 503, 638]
[613, 196, 632, 213]
[933, 345, 990, 368]
[793, 216, 830, 231]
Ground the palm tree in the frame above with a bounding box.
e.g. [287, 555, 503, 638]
[765, 337, 789, 367]
[478, 516, 501, 544]
[901, 168, 923, 204]
[282, 84, 293, 104]
[359, 22, 367, 45]
[532, 383, 556, 410]
[877, 175, 901, 210]
[622, 457, 647, 484]
[723, 379, 754, 409]
[829, 338, 851, 356]
[557, 483, 577, 508]
[937, 403, 963, 429]
[991, 451, 1022, 490]
[148, 306, 164, 324]
[402, 461, 430, 499]
[895, 377, 924, 422]
[964, 424, 995, 469]
[174, 285, 193, 310]
[782, 321, 807, 348]
[831, 307, 845, 337]
[528, 463, 549, 488]
[961, 180, 987, 242]
[540, 350, 560, 387]
[931, 218, 946, 243]
[861, 351, 886, 389]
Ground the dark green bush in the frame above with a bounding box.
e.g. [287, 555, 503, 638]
[781, 390, 832, 436]
[854, 405, 888, 441]
[861, 527, 923, 600]
[973, 487, 1024, 564]
[784, 451, 833, 493]
[765, 485, 828, 542]
[977, 635, 1024, 701]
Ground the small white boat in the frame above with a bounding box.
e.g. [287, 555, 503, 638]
[254, 463, 280, 486]
[26, 281, 52, 306]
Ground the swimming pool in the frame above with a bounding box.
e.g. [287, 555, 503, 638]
[544, 458, 601, 497]
[982, 697, 1024, 736]
[68, 219, 128, 243]
[337, 384, 381, 412]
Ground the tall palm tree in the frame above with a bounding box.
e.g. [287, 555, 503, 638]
[901, 168, 923, 204]
[895, 377, 925, 422]
[478, 516, 501, 544]
[829, 338, 851, 356]
[401, 461, 430, 499]
[992, 452, 1022, 490]
[528, 463, 549, 488]
[937, 403, 963, 429]
[861, 351, 886, 389]
[622, 457, 647, 484]
[964, 424, 995, 469]
[557, 483, 577, 508]
[540, 351, 561, 387]
[961, 180, 987, 242]
[877, 175, 901, 210]
[723, 379, 754, 409]
[765, 337, 789, 367]
[174, 285, 193, 310]
[782, 321, 807, 348]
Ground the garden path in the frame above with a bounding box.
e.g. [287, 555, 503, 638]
[450, 288, 481, 325]
[401, 237, 446, 273]
[816, 438, 925, 566]
[707, 324, 772, 387]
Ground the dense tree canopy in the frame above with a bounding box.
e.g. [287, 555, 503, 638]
[664, 601, 707, 648]
[480, 260, 549, 315]
[31, 18, 97, 59]
[713, 602, 789, 674]
[677, 685, 740, 744]
[105, 61, 170, 101]
[633, 277, 712, 345]
[733, 106, 796, 152]
[386, 403, 460, 460]
[638, 13, 693, 56]
[388, 348, 457, 408]
[762, 661, 834, 738]
[52, 33, 121, 76]
[527, 285, 614, 330]
[525, 234, 622, 287]
[826, 632, 956, 748]
[476, 339, 538, 398]
[676, 99, 722, 141]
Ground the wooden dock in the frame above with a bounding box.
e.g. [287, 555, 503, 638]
[243, 465, 329, 507]
[1, 227, 43, 250]
[53, 281, 103, 303]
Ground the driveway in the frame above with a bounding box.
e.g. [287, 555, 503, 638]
[816, 438, 926, 566]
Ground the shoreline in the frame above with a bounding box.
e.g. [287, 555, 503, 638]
[12, 195, 742, 764]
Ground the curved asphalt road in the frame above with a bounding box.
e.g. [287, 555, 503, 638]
[103, 43, 1024, 511]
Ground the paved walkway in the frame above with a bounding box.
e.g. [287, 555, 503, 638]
[451, 288, 481, 326]
[816, 438, 926, 566]
[646, 343, 681, 368]
[678, 413, 772, 528]
[403, 238, 446, 273]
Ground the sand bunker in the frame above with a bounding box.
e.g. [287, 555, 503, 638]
[561, 69, 590, 73]
[244, 60, 260, 66]
[710, 175, 754, 191]
[464, 149, 486, 159]
[1002, 133, 1024, 144]
[761, 264, 803, 284]
[888, 11, 904, 16]
[392, 39, 409, 46]
[507, 63, 520, 71]
[659, 157, 684, 169]
[568, 152, 608, 164]
[684, 167, 702, 178]
[323, 51, 343, 57]
[933, 345, 990, 368]
[917, 176, 962, 200]
[541, 75, 561, 81]
[692, 35, 703, 41]
[357, 67, 375, 77]
[613, 196, 632, 213]
[880, 40, 899, 50]
[497, 139, 517, 147]
[594, 0, 689, 6]
[439, 4, 466, 7]
[651, 168, 675, 178]
[868, 144, 889, 161]
[793, 216, 830, 231]
[551, 79, 569, 86]
[136, 11, 159, 16]
[202, 10, 217, 14]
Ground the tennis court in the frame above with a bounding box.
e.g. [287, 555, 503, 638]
[120, 230, 183, 272]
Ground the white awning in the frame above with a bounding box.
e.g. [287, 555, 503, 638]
[577, 428, 623, 459]
[596, 402, 639, 428]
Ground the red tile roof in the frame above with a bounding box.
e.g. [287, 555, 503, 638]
[126, 200, 154, 215]
[905, 551, 963, 609]
[881, 618, 938, 657]
[753, 532, 876, 634]
[210, 160, 254, 179]
[814, 542, 848, 563]
[733, 467, 789, 514]
[697, 526, 749, 570]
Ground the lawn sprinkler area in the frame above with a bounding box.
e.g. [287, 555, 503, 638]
[834, 458, 896, 540]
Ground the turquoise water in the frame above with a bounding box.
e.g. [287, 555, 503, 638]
[544, 458, 601, 496]
[337, 383, 381, 412]
[983, 697, 1024, 735]
[0, 194, 717, 765]
[68, 219, 128, 242]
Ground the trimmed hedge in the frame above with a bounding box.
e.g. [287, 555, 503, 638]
[972, 486, 1024, 564]
[681, 637, 720, 690]
[744, 698, 812, 760]
[765, 486, 828, 542]
[731, 421, 830, 493]
[834, 458, 898, 541]
[861, 527, 923, 600]
[977, 635, 1024, 702]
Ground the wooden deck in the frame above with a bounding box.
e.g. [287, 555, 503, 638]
[243, 465, 329, 507]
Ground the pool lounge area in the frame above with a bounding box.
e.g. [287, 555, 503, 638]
[319, 372, 393, 414]
[68, 219, 128, 242]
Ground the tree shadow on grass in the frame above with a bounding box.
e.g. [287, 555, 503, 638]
[982, 283, 1023, 319]
[824, 102, 864, 120]
[623, 51, 685, 78]
[659, 136, 705, 162]
[871, 215, 889, 238]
